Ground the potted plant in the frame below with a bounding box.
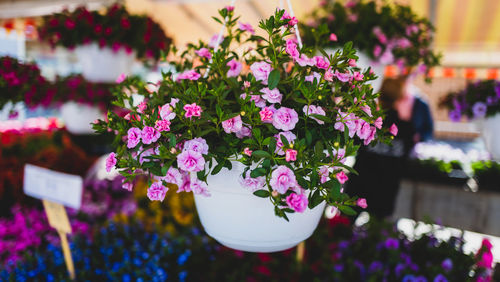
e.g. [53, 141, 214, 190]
[441, 80, 500, 160]
[38, 4, 173, 83]
[471, 160, 500, 192]
[94, 7, 393, 252]
[300, 0, 441, 91]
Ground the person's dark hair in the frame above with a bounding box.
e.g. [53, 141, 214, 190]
[379, 76, 407, 110]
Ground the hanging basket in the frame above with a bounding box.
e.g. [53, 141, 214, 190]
[193, 162, 326, 253]
[480, 113, 500, 160]
[60, 102, 104, 135]
[75, 43, 135, 83]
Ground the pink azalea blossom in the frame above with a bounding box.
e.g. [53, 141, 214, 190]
[336, 171, 348, 184]
[227, 59, 242, 77]
[163, 167, 183, 187]
[225, 6, 234, 12]
[329, 33, 338, 42]
[398, 38, 412, 49]
[240, 93, 266, 108]
[238, 21, 255, 34]
[137, 101, 147, 113]
[353, 71, 364, 81]
[360, 105, 372, 117]
[177, 173, 191, 193]
[324, 70, 334, 82]
[195, 47, 212, 59]
[177, 150, 206, 172]
[122, 179, 133, 191]
[374, 117, 383, 129]
[183, 137, 209, 154]
[334, 70, 351, 82]
[273, 107, 299, 131]
[222, 115, 243, 133]
[314, 56, 330, 69]
[105, 152, 117, 172]
[286, 39, 300, 59]
[275, 131, 297, 155]
[244, 81, 251, 88]
[259, 107, 274, 123]
[364, 126, 376, 145]
[155, 119, 171, 132]
[141, 126, 161, 145]
[116, 73, 126, 83]
[239, 170, 266, 192]
[281, 10, 298, 26]
[177, 69, 201, 81]
[286, 193, 308, 213]
[305, 72, 322, 83]
[303, 105, 326, 124]
[373, 26, 387, 44]
[390, 123, 398, 136]
[250, 61, 272, 85]
[348, 59, 357, 67]
[357, 198, 368, 209]
[270, 165, 297, 194]
[319, 166, 331, 183]
[147, 182, 168, 201]
[127, 127, 142, 148]
[184, 103, 202, 118]
[261, 87, 283, 104]
[160, 104, 176, 120]
[357, 121, 371, 140]
[191, 178, 210, 196]
[243, 147, 253, 156]
[373, 45, 382, 57]
[296, 54, 315, 67]
[285, 149, 297, 162]
[235, 125, 252, 139]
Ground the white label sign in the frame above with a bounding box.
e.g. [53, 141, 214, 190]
[23, 164, 83, 209]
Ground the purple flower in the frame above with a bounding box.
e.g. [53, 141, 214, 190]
[105, 152, 117, 172]
[195, 48, 212, 59]
[495, 83, 500, 98]
[183, 137, 209, 154]
[227, 59, 242, 77]
[275, 131, 296, 155]
[369, 261, 383, 272]
[433, 274, 448, 282]
[239, 170, 265, 192]
[472, 102, 487, 119]
[177, 70, 201, 81]
[250, 61, 272, 85]
[261, 87, 282, 104]
[395, 263, 405, 277]
[163, 167, 183, 186]
[448, 109, 462, 122]
[333, 264, 344, 272]
[303, 105, 326, 124]
[270, 165, 297, 194]
[385, 238, 399, 249]
[272, 107, 299, 131]
[141, 126, 160, 145]
[286, 193, 308, 212]
[238, 21, 255, 34]
[147, 182, 168, 201]
[177, 150, 205, 172]
[441, 258, 453, 272]
[127, 127, 142, 148]
[222, 115, 243, 133]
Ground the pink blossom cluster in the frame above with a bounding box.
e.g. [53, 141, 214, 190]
[334, 111, 380, 145]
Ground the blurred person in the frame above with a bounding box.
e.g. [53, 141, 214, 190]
[346, 76, 433, 218]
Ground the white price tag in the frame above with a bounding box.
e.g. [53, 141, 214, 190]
[23, 164, 83, 209]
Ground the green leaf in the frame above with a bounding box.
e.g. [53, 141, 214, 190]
[280, 134, 290, 147]
[252, 150, 271, 159]
[338, 205, 357, 216]
[310, 114, 332, 123]
[250, 168, 267, 178]
[268, 69, 280, 90]
[211, 161, 225, 175]
[336, 163, 358, 175]
[305, 130, 312, 146]
[253, 190, 270, 198]
[262, 137, 273, 146]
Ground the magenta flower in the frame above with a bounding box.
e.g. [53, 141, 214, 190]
[357, 198, 367, 209]
[177, 70, 201, 81]
[334, 70, 351, 83]
[127, 127, 142, 148]
[183, 137, 209, 154]
[235, 125, 252, 139]
[373, 45, 383, 57]
[195, 47, 212, 59]
[239, 170, 266, 192]
[270, 165, 297, 194]
[286, 39, 300, 59]
[163, 167, 183, 187]
[374, 117, 383, 129]
[227, 59, 242, 77]
[116, 73, 126, 83]
[141, 126, 161, 145]
[250, 61, 272, 85]
[225, 5, 234, 12]
[314, 56, 330, 69]
[303, 105, 326, 124]
[348, 59, 357, 67]
[360, 105, 372, 117]
[122, 179, 133, 191]
[324, 70, 334, 81]
[191, 178, 210, 196]
[390, 123, 398, 136]
[364, 126, 376, 145]
[329, 33, 338, 41]
[147, 182, 168, 201]
[137, 101, 147, 113]
[155, 120, 171, 132]
[259, 107, 274, 123]
[160, 104, 176, 120]
[286, 193, 308, 213]
[177, 174, 191, 193]
[243, 147, 253, 156]
[357, 121, 371, 140]
[238, 21, 255, 34]
[177, 150, 206, 172]
[353, 71, 364, 81]
[184, 103, 202, 118]
[336, 171, 348, 184]
[296, 54, 315, 67]
[261, 87, 283, 104]
[222, 115, 243, 133]
[285, 149, 297, 162]
[105, 152, 117, 172]
[275, 131, 297, 155]
[273, 107, 299, 131]
[373, 26, 387, 44]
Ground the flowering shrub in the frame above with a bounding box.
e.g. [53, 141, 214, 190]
[441, 80, 500, 121]
[300, 0, 440, 75]
[0, 56, 49, 110]
[38, 4, 172, 61]
[95, 8, 394, 219]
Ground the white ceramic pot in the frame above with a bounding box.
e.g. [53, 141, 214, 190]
[60, 102, 104, 135]
[193, 162, 326, 253]
[75, 43, 135, 83]
[479, 113, 500, 160]
[324, 48, 386, 93]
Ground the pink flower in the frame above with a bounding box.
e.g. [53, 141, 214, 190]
[191, 178, 210, 196]
[336, 171, 348, 184]
[261, 87, 282, 104]
[380, 49, 394, 64]
[360, 105, 372, 117]
[177, 173, 191, 193]
[238, 21, 255, 34]
[334, 70, 351, 82]
[243, 81, 251, 88]
[147, 182, 168, 201]
[285, 149, 297, 162]
[373, 45, 382, 57]
[314, 56, 330, 69]
[250, 61, 272, 85]
[127, 127, 142, 148]
[270, 165, 297, 194]
[137, 101, 147, 113]
[239, 170, 266, 192]
[406, 24, 419, 36]
[357, 198, 367, 209]
[259, 107, 274, 123]
[195, 47, 212, 59]
[357, 121, 371, 140]
[286, 193, 308, 213]
[243, 147, 253, 156]
[398, 38, 412, 49]
[208, 34, 224, 48]
[303, 105, 326, 124]
[122, 179, 133, 191]
[235, 125, 252, 139]
[163, 167, 183, 186]
[324, 70, 334, 81]
[348, 59, 357, 67]
[241, 93, 266, 108]
[155, 120, 171, 132]
[222, 115, 243, 133]
[116, 73, 126, 83]
[390, 123, 398, 136]
[275, 131, 296, 155]
[160, 104, 176, 120]
[225, 5, 234, 12]
[184, 103, 202, 118]
[319, 166, 331, 183]
[286, 39, 300, 59]
[374, 117, 383, 129]
[364, 126, 376, 145]
[373, 26, 387, 44]
[329, 33, 338, 42]
[183, 137, 209, 154]
[353, 71, 364, 81]
[296, 54, 315, 67]
[305, 72, 321, 83]
[273, 107, 299, 131]
[105, 152, 116, 172]
[227, 59, 242, 77]
[141, 126, 161, 145]
[177, 70, 201, 81]
[177, 150, 206, 172]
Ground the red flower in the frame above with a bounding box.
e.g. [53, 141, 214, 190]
[65, 19, 75, 29]
[94, 24, 102, 34]
[254, 265, 271, 276]
[121, 18, 130, 29]
[104, 27, 112, 36]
